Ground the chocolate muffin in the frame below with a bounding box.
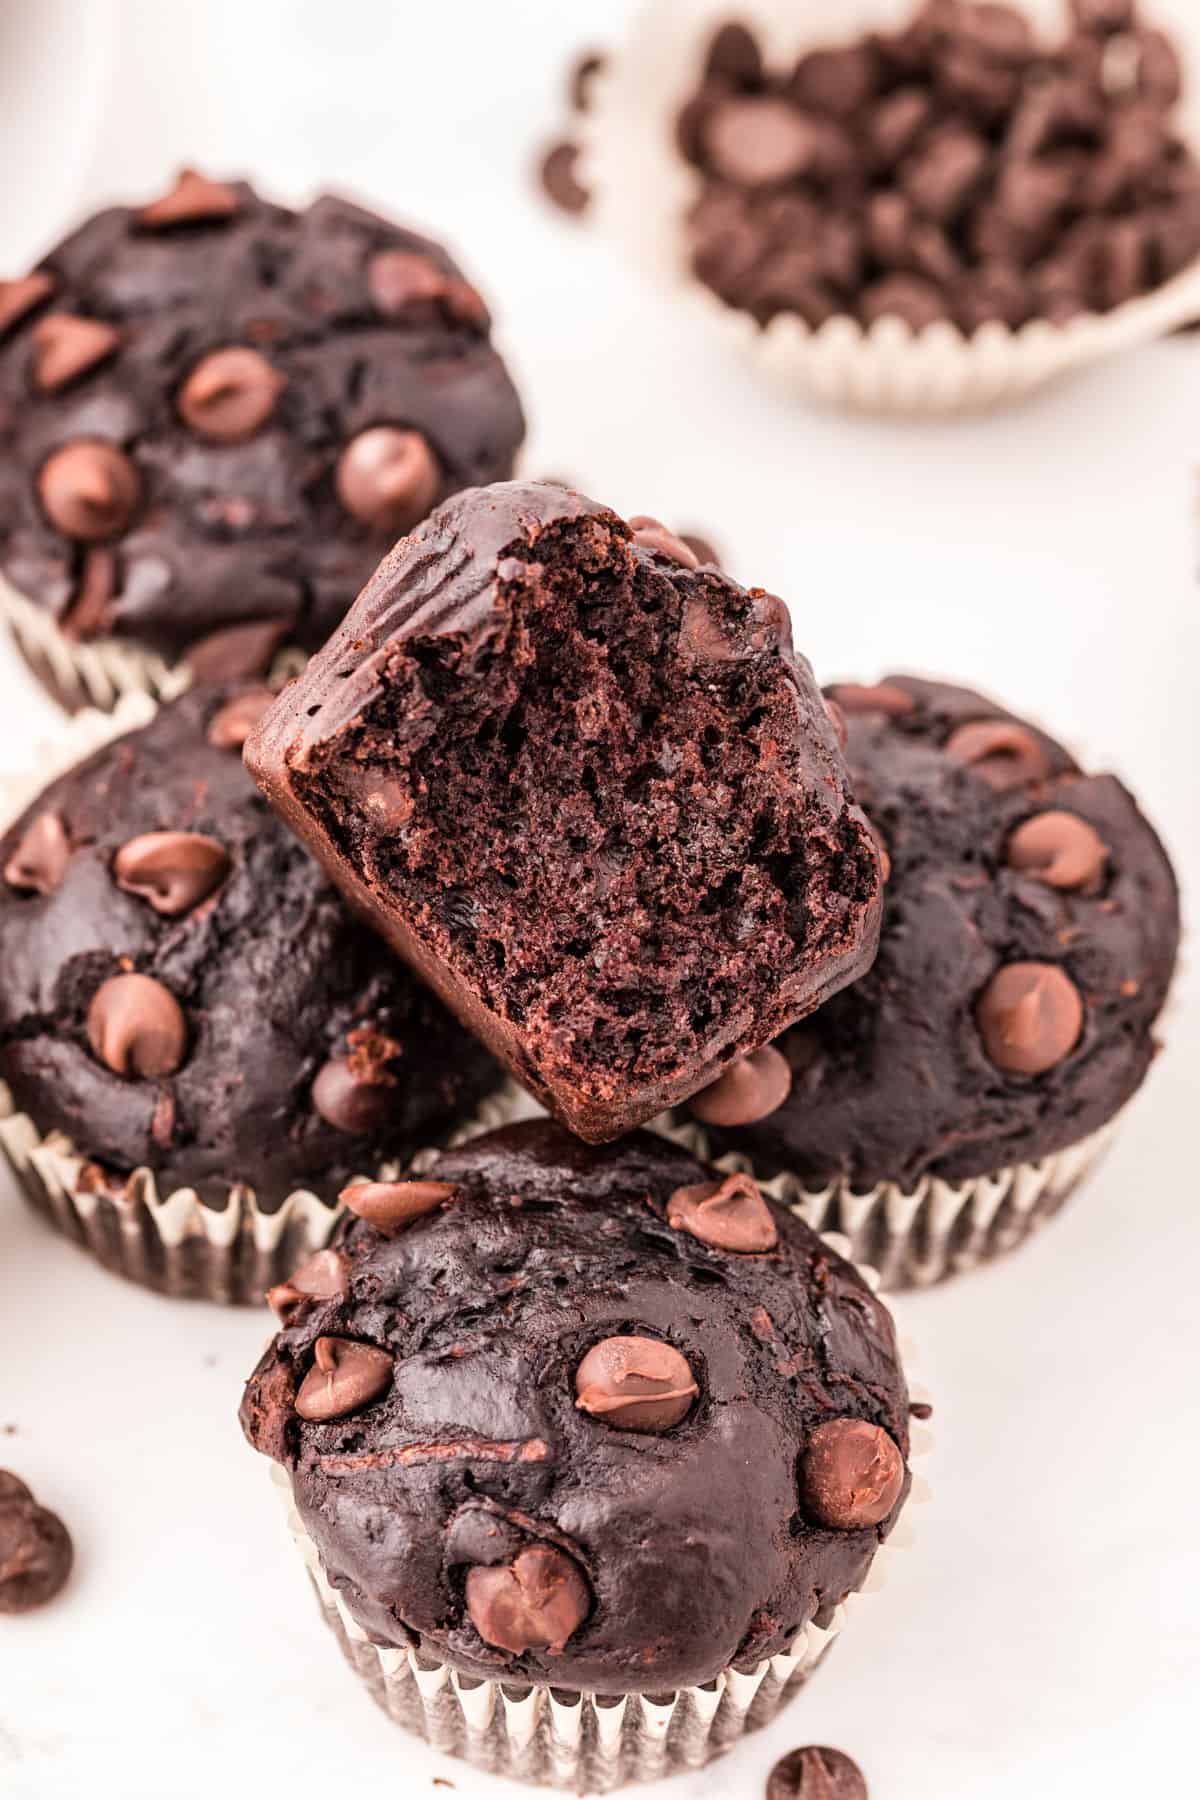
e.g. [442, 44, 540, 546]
[241, 1120, 915, 1787]
[245, 480, 884, 1142]
[0, 173, 526, 711]
[0, 688, 504, 1301]
[683, 676, 1179, 1288]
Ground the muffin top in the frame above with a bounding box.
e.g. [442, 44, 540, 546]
[693, 676, 1179, 1190]
[0, 688, 501, 1209]
[0, 175, 525, 667]
[241, 1120, 912, 1694]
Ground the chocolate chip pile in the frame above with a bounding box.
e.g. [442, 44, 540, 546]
[0, 1472, 72, 1613]
[679, 2, 1200, 333]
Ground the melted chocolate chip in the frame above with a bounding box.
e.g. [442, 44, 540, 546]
[465, 1544, 590, 1654]
[767, 1746, 868, 1800]
[335, 427, 442, 532]
[1007, 810, 1108, 891]
[575, 1335, 698, 1431]
[32, 314, 121, 392]
[976, 961, 1084, 1075]
[312, 1057, 395, 1134]
[114, 831, 231, 916]
[177, 347, 285, 442]
[38, 440, 141, 541]
[206, 688, 276, 750]
[0, 272, 56, 337]
[0, 1477, 73, 1614]
[86, 973, 187, 1079]
[266, 1249, 350, 1321]
[944, 719, 1050, 791]
[628, 515, 702, 569]
[799, 1418, 904, 1530]
[139, 170, 239, 228]
[691, 1045, 792, 1128]
[3, 813, 70, 895]
[668, 1172, 779, 1252]
[294, 1336, 393, 1421]
[339, 1178, 457, 1234]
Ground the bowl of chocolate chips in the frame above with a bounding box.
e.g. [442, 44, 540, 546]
[585, 0, 1200, 410]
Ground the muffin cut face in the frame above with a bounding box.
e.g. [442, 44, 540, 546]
[248, 482, 883, 1139]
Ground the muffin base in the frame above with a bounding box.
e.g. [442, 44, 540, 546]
[652, 1116, 1119, 1291]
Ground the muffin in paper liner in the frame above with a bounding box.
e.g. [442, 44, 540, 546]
[266, 1225, 931, 1795]
[582, 0, 1200, 415]
[0, 693, 529, 1304]
[647, 1111, 1119, 1292]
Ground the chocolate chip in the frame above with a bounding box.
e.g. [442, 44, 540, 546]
[339, 1178, 457, 1233]
[266, 1250, 350, 1322]
[903, 127, 989, 223]
[312, 1057, 394, 1134]
[575, 1335, 698, 1432]
[628, 515, 701, 569]
[61, 548, 118, 641]
[1070, 0, 1133, 33]
[944, 719, 1051, 790]
[465, 1544, 590, 1654]
[335, 427, 442, 533]
[206, 688, 276, 750]
[1131, 27, 1182, 108]
[185, 619, 289, 683]
[789, 46, 879, 119]
[569, 50, 607, 115]
[539, 141, 590, 216]
[4, 813, 70, 895]
[139, 169, 239, 228]
[704, 98, 842, 187]
[668, 1172, 778, 1253]
[704, 21, 765, 88]
[691, 1045, 792, 1128]
[869, 87, 933, 165]
[861, 274, 946, 330]
[1007, 810, 1108, 891]
[0, 271, 56, 337]
[295, 1336, 393, 1422]
[800, 1418, 904, 1530]
[87, 973, 187, 1079]
[114, 831, 231, 917]
[976, 961, 1084, 1074]
[0, 1477, 73, 1613]
[830, 681, 916, 717]
[767, 1746, 868, 1800]
[32, 314, 121, 392]
[177, 347, 285, 442]
[38, 440, 141, 541]
[366, 251, 488, 330]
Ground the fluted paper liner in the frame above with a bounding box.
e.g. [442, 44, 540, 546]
[650, 1114, 1120, 1291]
[0, 694, 527, 1303]
[270, 1233, 930, 1792]
[583, 0, 1200, 414]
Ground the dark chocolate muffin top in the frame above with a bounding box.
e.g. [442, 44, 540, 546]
[0, 688, 501, 1209]
[694, 676, 1179, 1190]
[0, 174, 525, 668]
[241, 1120, 912, 1694]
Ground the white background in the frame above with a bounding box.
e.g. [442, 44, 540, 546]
[1, 3, 1198, 1796]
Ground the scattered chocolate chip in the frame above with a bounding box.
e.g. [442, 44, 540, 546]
[575, 1335, 698, 1431]
[830, 681, 915, 717]
[569, 50, 607, 115]
[691, 1045, 792, 1127]
[177, 347, 285, 442]
[1007, 810, 1108, 891]
[312, 1056, 395, 1134]
[31, 314, 121, 392]
[61, 548, 118, 641]
[767, 1745, 868, 1800]
[185, 618, 289, 683]
[339, 1178, 457, 1233]
[668, 1171, 779, 1253]
[539, 141, 590, 216]
[466, 1544, 590, 1654]
[800, 1418, 904, 1530]
[0, 271, 56, 337]
[295, 1336, 394, 1422]
[38, 440, 141, 541]
[336, 427, 442, 533]
[266, 1249, 350, 1321]
[114, 831, 231, 917]
[0, 1475, 73, 1613]
[628, 515, 701, 569]
[87, 972, 187, 1079]
[945, 718, 1051, 790]
[4, 812, 70, 895]
[206, 687, 276, 750]
[976, 961, 1084, 1074]
[139, 169, 239, 228]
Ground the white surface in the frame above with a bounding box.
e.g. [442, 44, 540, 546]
[1, 4, 1199, 1797]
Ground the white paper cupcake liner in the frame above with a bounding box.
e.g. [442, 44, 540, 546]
[583, 0, 1200, 414]
[270, 1231, 930, 1792]
[650, 1112, 1120, 1290]
[0, 694, 529, 1303]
